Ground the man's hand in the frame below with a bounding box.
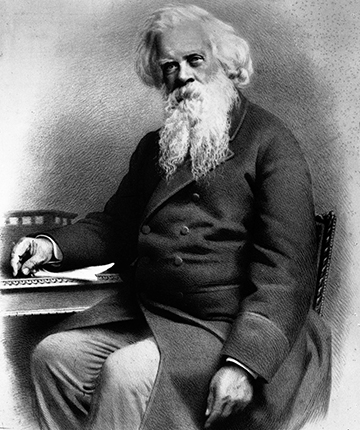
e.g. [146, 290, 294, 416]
[204, 364, 253, 429]
[11, 237, 54, 277]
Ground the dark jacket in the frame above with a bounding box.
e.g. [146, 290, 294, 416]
[48, 95, 331, 430]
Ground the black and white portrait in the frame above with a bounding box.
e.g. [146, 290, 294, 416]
[0, 1, 359, 429]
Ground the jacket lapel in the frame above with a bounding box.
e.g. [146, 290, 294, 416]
[140, 93, 248, 225]
[229, 93, 248, 143]
[140, 159, 195, 225]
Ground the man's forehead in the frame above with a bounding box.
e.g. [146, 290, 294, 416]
[156, 21, 210, 59]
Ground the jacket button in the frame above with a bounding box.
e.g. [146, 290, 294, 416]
[141, 225, 151, 234]
[191, 193, 200, 202]
[174, 255, 183, 266]
[180, 226, 190, 235]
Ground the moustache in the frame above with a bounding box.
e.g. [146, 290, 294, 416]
[172, 82, 203, 103]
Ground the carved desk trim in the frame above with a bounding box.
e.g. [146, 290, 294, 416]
[0, 274, 121, 317]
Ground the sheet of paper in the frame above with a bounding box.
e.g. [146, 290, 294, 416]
[32, 263, 115, 281]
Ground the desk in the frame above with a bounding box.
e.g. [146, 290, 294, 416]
[0, 274, 121, 429]
[0, 273, 121, 316]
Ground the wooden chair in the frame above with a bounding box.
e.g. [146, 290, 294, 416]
[313, 211, 336, 316]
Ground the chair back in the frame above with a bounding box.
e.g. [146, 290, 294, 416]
[313, 211, 336, 316]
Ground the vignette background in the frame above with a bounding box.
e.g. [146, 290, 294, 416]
[1, 0, 359, 428]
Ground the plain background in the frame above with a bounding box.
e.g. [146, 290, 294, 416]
[0, 0, 359, 428]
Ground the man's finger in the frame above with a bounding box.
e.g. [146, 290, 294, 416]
[11, 237, 31, 259]
[11, 238, 31, 276]
[11, 253, 21, 277]
[219, 401, 234, 419]
[204, 397, 225, 429]
[21, 255, 44, 276]
[205, 386, 214, 417]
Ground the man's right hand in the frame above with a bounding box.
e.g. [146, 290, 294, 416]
[11, 237, 54, 277]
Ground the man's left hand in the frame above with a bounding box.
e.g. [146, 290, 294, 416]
[204, 364, 253, 429]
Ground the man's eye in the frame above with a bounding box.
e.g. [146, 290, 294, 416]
[189, 56, 204, 67]
[162, 63, 178, 75]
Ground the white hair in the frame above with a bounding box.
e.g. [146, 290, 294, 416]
[135, 4, 253, 90]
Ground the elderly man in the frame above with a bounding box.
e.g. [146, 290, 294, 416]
[11, 5, 331, 430]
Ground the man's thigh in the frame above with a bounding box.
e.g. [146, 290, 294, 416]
[87, 335, 160, 429]
[32, 319, 154, 394]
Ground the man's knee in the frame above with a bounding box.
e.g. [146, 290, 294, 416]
[32, 333, 64, 374]
[100, 338, 160, 393]
[31, 331, 77, 379]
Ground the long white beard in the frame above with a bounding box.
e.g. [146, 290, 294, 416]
[158, 70, 239, 181]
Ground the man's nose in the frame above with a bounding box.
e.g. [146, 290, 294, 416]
[176, 62, 195, 87]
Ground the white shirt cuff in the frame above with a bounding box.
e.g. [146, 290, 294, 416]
[225, 357, 258, 379]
